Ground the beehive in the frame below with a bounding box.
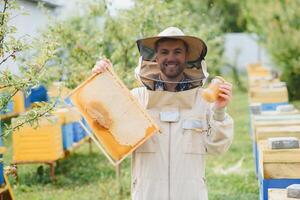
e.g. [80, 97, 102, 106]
[255, 126, 300, 142]
[12, 91, 25, 113]
[248, 77, 280, 89]
[13, 116, 63, 163]
[69, 68, 159, 165]
[252, 114, 300, 129]
[258, 140, 300, 179]
[249, 87, 289, 103]
[268, 189, 296, 200]
[247, 63, 271, 78]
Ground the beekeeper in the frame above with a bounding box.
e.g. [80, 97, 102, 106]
[93, 27, 234, 200]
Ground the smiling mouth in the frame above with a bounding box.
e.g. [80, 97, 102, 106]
[164, 63, 178, 68]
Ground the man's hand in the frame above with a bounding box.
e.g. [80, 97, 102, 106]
[214, 82, 233, 109]
[92, 58, 112, 75]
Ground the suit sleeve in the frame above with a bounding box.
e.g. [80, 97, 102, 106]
[203, 106, 234, 155]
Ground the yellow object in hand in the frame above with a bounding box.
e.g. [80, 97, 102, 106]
[202, 76, 225, 103]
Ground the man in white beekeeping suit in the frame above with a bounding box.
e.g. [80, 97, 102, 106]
[93, 27, 234, 200]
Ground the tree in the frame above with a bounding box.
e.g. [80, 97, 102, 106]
[243, 0, 300, 100]
[0, 0, 58, 136]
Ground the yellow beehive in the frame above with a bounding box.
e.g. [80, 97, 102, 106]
[69, 68, 160, 165]
[12, 91, 25, 113]
[254, 119, 300, 128]
[248, 77, 280, 89]
[258, 140, 300, 179]
[255, 126, 300, 142]
[247, 63, 271, 78]
[13, 115, 63, 163]
[248, 87, 288, 103]
[268, 189, 295, 200]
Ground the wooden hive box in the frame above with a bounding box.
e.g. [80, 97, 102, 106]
[260, 109, 300, 116]
[252, 114, 300, 130]
[249, 87, 289, 103]
[248, 77, 280, 89]
[254, 114, 300, 121]
[247, 63, 271, 78]
[268, 189, 298, 200]
[13, 115, 63, 163]
[12, 91, 25, 113]
[69, 68, 160, 165]
[255, 126, 300, 142]
[258, 140, 300, 179]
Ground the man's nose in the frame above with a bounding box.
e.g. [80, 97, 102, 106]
[166, 52, 176, 61]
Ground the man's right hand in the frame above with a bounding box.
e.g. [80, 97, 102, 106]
[92, 58, 112, 75]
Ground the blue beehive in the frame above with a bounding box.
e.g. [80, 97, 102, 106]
[25, 85, 49, 108]
[260, 102, 288, 111]
[73, 121, 87, 142]
[0, 124, 4, 186]
[62, 124, 74, 150]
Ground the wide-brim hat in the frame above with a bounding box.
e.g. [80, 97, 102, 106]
[136, 27, 207, 62]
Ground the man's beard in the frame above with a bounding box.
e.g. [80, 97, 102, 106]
[160, 61, 185, 79]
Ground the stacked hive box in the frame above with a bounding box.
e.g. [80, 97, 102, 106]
[257, 140, 300, 200]
[251, 114, 300, 176]
[247, 63, 300, 200]
[247, 63, 289, 111]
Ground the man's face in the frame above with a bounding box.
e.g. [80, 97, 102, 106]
[156, 39, 187, 79]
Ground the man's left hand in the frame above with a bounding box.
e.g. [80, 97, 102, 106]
[214, 82, 233, 109]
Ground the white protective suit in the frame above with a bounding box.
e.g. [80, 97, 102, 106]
[130, 60, 234, 200]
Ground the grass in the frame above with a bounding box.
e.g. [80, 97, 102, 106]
[2, 87, 259, 200]
[206, 87, 258, 199]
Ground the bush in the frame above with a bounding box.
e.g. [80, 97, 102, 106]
[244, 0, 300, 100]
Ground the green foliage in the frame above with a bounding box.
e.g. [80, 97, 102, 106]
[0, 0, 59, 136]
[38, 2, 106, 89]
[102, 0, 225, 87]
[207, 0, 248, 32]
[41, 0, 225, 89]
[244, 0, 300, 100]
